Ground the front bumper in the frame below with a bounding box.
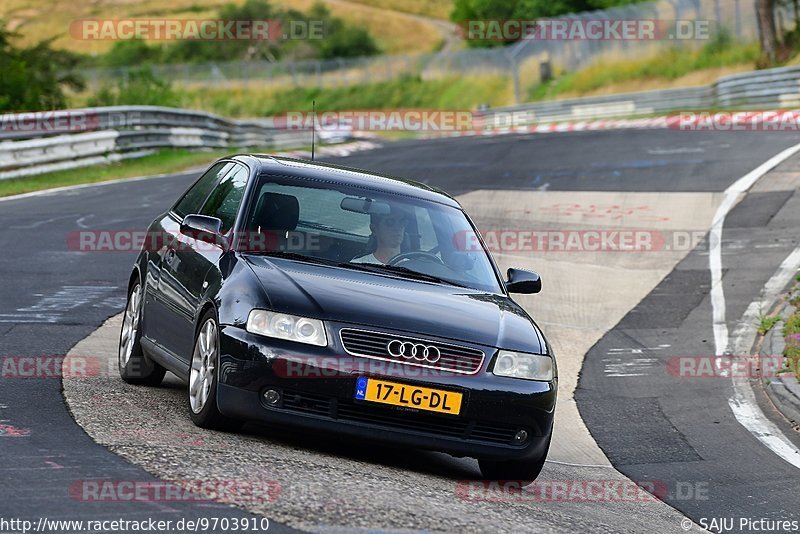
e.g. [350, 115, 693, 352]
[217, 324, 557, 461]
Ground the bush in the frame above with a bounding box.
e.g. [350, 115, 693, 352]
[0, 23, 84, 111]
[103, 39, 164, 67]
[453, 0, 657, 48]
[87, 68, 181, 107]
[301, 2, 379, 58]
[92, 0, 379, 65]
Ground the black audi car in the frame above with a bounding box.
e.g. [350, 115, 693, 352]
[119, 155, 556, 481]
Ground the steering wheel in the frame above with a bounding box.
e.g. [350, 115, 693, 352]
[388, 251, 444, 266]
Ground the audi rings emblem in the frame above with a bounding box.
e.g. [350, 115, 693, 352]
[387, 340, 441, 363]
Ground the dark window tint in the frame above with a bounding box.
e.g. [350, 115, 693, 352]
[173, 162, 234, 218]
[199, 165, 249, 233]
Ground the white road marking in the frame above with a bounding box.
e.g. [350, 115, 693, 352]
[647, 147, 705, 155]
[602, 357, 658, 377]
[0, 169, 201, 204]
[76, 214, 95, 229]
[9, 216, 71, 229]
[707, 141, 800, 468]
[709, 142, 800, 355]
[607, 344, 670, 353]
[603, 345, 668, 376]
[0, 286, 118, 323]
[727, 247, 800, 469]
[545, 459, 615, 468]
[0, 314, 61, 323]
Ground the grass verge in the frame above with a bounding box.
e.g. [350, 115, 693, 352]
[176, 75, 512, 116]
[758, 313, 782, 336]
[0, 149, 234, 198]
[527, 37, 760, 102]
[784, 302, 800, 379]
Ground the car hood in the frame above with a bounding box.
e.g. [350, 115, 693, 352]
[243, 256, 546, 353]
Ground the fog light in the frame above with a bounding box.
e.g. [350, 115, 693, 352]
[513, 429, 528, 443]
[263, 389, 281, 406]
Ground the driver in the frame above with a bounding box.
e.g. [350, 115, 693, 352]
[352, 206, 410, 264]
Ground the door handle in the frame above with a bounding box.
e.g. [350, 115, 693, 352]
[165, 248, 176, 265]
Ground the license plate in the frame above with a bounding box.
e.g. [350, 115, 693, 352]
[354, 377, 462, 415]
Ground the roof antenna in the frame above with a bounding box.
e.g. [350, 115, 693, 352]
[311, 99, 316, 161]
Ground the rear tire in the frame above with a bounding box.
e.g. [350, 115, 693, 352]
[188, 310, 243, 432]
[478, 435, 550, 485]
[119, 280, 166, 386]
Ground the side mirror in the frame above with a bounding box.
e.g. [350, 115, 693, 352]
[180, 214, 226, 248]
[505, 268, 541, 294]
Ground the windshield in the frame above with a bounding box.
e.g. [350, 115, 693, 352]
[239, 174, 503, 293]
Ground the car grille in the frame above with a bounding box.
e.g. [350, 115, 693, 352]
[280, 389, 524, 446]
[339, 328, 485, 375]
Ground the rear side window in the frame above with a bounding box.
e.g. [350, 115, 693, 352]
[173, 162, 234, 218]
[199, 164, 250, 234]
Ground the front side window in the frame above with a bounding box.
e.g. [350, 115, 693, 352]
[199, 164, 250, 234]
[243, 174, 503, 293]
[173, 162, 234, 218]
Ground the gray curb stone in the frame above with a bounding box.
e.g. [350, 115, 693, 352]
[762, 302, 800, 427]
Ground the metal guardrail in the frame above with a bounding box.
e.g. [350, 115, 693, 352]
[2, 64, 800, 180]
[481, 66, 800, 126]
[715, 66, 800, 107]
[0, 106, 312, 180]
[488, 86, 714, 124]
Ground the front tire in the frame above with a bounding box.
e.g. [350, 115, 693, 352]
[188, 310, 243, 431]
[119, 280, 166, 386]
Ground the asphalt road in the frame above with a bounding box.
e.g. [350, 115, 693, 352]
[0, 175, 295, 531]
[333, 130, 798, 194]
[577, 156, 800, 530]
[1, 129, 799, 531]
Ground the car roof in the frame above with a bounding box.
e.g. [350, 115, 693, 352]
[230, 154, 461, 208]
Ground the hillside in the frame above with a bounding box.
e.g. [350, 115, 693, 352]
[0, 0, 457, 55]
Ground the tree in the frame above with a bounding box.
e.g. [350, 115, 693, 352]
[756, 0, 778, 63]
[0, 23, 84, 111]
[88, 68, 180, 107]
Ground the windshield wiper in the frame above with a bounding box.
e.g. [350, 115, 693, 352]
[340, 262, 471, 289]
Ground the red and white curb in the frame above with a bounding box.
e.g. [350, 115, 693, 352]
[419, 117, 673, 139]
[420, 110, 800, 138]
[274, 139, 382, 159]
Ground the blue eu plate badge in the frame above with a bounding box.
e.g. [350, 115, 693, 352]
[354, 377, 368, 400]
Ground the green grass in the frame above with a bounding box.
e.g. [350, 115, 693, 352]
[527, 36, 760, 102]
[0, 149, 233, 198]
[71, 74, 513, 117]
[757, 313, 782, 336]
[782, 281, 800, 378]
[784, 312, 800, 378]
[785, 313, 800, 338]
[178, 75, 512, 117]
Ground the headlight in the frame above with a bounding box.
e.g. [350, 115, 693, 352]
[246, 310, 328, 347]
[491, 350, 553, 381]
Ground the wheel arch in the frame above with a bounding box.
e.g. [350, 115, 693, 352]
[195, 301, 219, 337]
[127, 265, 142, 292]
